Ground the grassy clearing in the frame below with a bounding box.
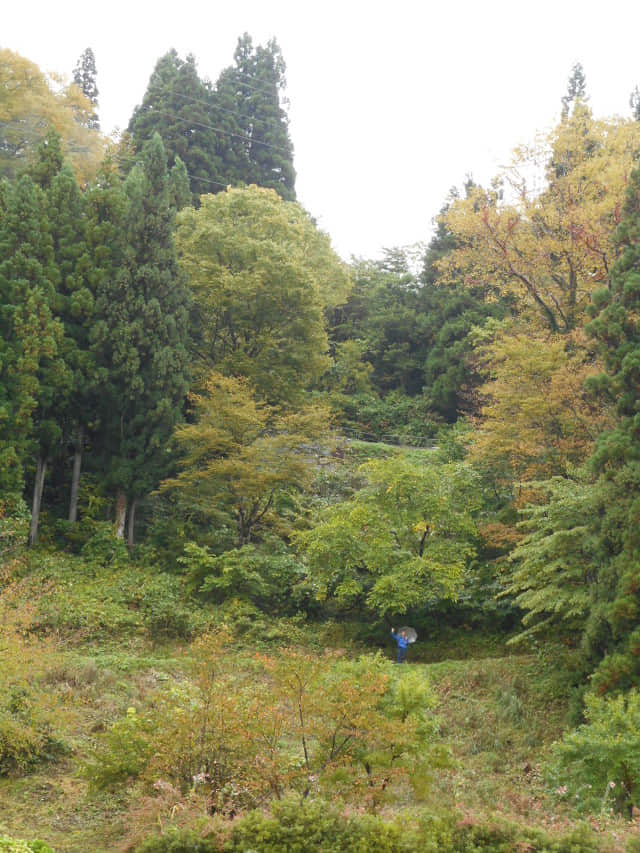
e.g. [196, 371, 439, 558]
[1, 554, 639, 851]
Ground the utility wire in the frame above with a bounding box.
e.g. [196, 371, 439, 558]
[214, 68, 286, 99]
[144, 87, 289, 131]
[139, 107, 293, 155]
[115, 152, 282, 193]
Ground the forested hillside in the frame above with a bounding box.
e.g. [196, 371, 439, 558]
[2, 44, 640, 851]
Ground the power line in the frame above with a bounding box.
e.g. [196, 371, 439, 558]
[215, 69, 285, 100]
[152, 87, 289, 132]
[141, 107, 293, 156]
[115, 152, 282, 193]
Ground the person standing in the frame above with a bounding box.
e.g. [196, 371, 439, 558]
[391, 627, 409, 663]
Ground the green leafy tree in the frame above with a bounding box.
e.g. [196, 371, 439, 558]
[298, 451, 479, 616]
[505, 472, 605, 646]
[177, 185, 349, 405]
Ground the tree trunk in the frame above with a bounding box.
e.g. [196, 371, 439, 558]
[68, 425, 84, 523]
[127, 498, 137, 548]
[115, 490, 127, 540]
[29, 456, 47, 546]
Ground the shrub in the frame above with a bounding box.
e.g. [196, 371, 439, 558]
[183, 540, 310, 615]
[85, 707, 154, 791]
[139, 574, 201, 641]
[80, 521, 129, 568]
[0, 838, 54, 853]
[133, 804, 599, 853]
[547, 688, 640, 816]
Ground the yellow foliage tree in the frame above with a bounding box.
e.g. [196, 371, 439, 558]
[469, 326, 614, 488]
[160, 372, 330, 546]
[0, 49, 105, 184]
[442, 106, 640, 333]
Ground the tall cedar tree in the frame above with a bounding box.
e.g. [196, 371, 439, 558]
[583, 163, 640, 693]
[216, 34, 296, 200]
[25, 132, 75, 543]
[39, 142, 97, 528]
[129, 37, 296, 203]
[128, 51, 220, 203]
[72, 47, 99, 130]
[91, 134, 190, 541]
[0, 174, 59, 499]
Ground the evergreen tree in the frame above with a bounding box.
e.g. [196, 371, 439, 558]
[128, 51, 220, 203]
[217, 34, 296, 200]
[72, 47, 99, 130]
[91, 134, 190, 541]
[0, 174, 59, 499]
[19, 131, 100, 542]
[631, 86, 640, 122]
[561, 62, 588, 121]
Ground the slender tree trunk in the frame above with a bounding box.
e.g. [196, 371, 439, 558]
[29, 456, 47, 546]
[115, 490, 127, 540]
[68, 425, 84, 523]
[127, 499, 137, 548]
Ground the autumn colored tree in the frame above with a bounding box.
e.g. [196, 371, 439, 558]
[508, 163, 640, 694]
[0, 49, 104, 183]
[160, 372, 329, 548]
[441, 111, 640, 334]
[469, 326, 613, 488]
[136, 636, 441, 812]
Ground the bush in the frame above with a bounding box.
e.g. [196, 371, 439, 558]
[0, 495, 29, 562]
[133, 803, 600, 853]
[547, 688, 640, 816]
[85, 707, 153, 791]
[0, 837, 54, 853]
[0, 683, 66, 776]
[139, 574, 202, 641]
[183, 541, 310, 615]
[80, 521, 129, 568]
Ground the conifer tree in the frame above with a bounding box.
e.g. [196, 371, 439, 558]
[23, 132, 97, 541]
[217, 34, 296, 200]
[91, 134, 190, 541]
[128, 51, 220, 203]
[561, 62, 588, 121]
[73, 47, 99, 130]
[0, 175, 59, 500]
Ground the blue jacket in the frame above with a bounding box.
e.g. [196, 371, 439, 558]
[392, 632, 408, 649]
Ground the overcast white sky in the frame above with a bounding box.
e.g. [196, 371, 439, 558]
[4, 1, 640, 259]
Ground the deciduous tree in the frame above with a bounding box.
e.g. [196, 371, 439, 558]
[177, 185, 349, 404]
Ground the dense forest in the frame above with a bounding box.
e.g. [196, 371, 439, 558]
[2, 41, 640, 851]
